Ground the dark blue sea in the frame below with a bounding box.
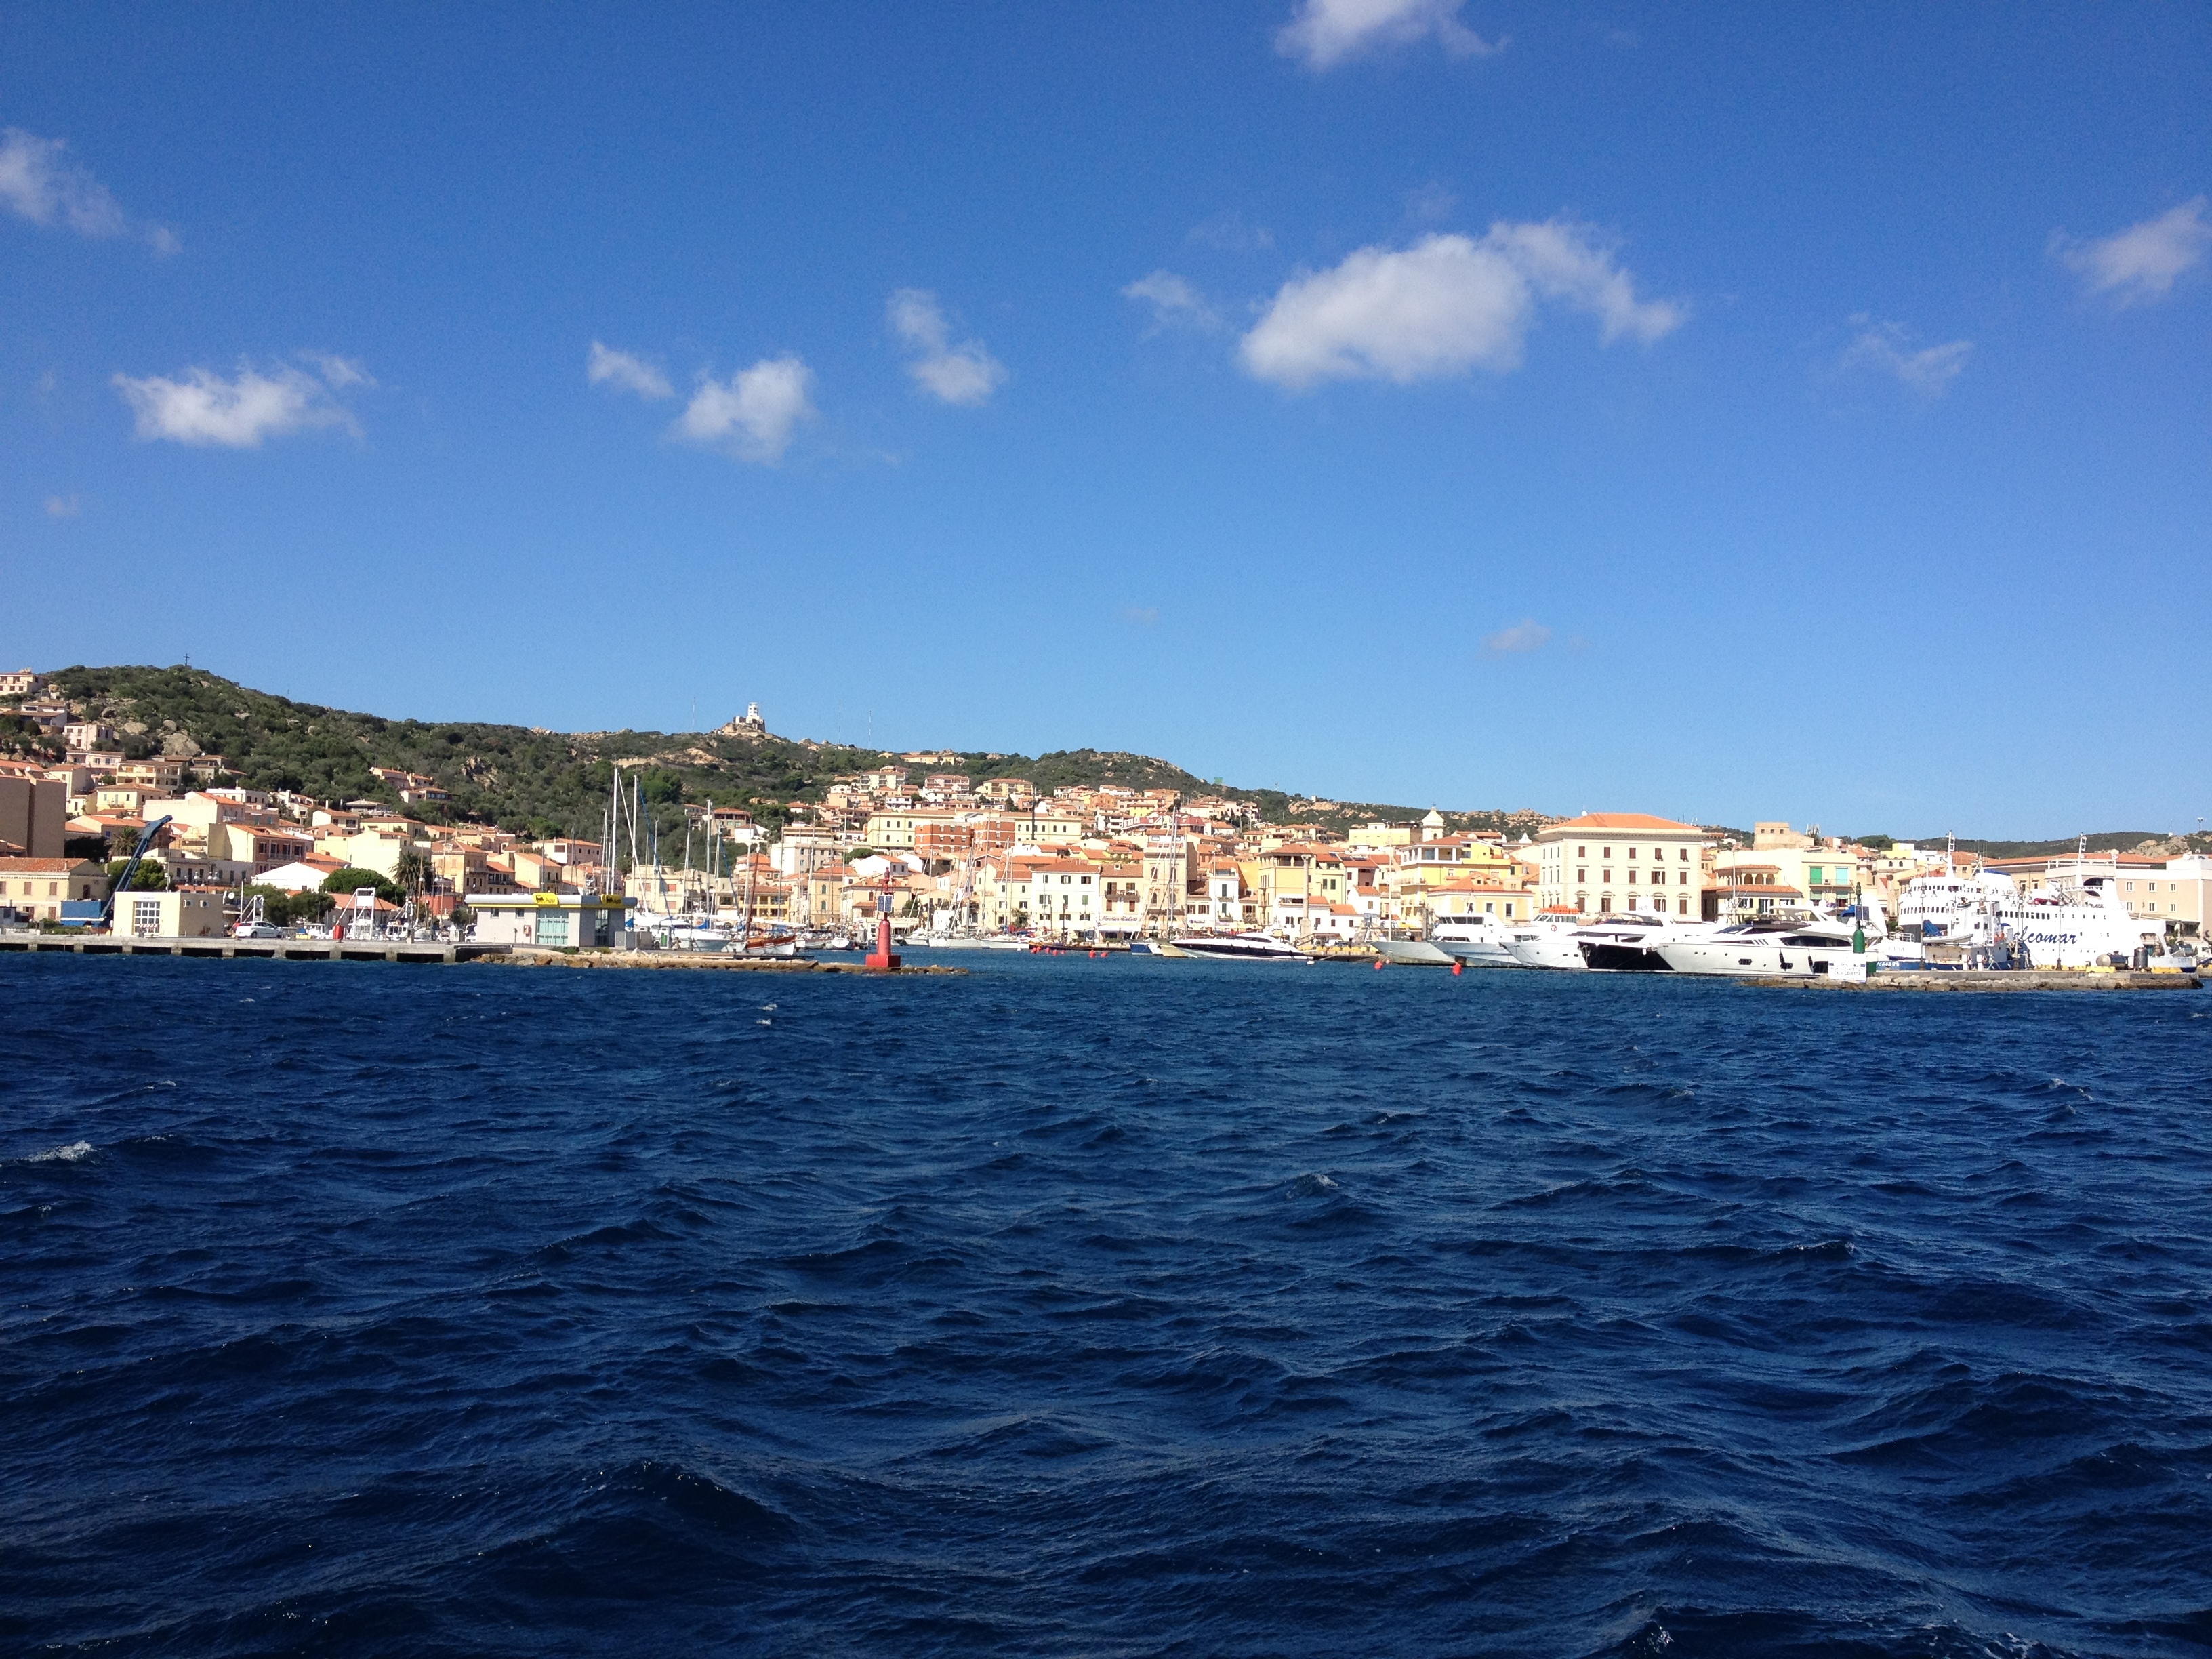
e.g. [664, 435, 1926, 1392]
[5, 953, 2211, 1657]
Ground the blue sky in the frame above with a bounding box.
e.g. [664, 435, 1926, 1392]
[3, 3, 2206, 836]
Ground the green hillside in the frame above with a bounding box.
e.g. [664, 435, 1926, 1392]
[1893, 831, 2207, 859]
[11, 665, 1542, 848]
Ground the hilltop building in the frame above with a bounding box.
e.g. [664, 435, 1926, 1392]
[717, 703, 768, 737]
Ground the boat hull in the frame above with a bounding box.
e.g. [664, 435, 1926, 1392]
[1579, 941, 1671, 972]
[1376, 939, 1455, 966]
[1170, 935, 1315, 963]
[1504, 935, 1591, 971]
[1655, 937, 1867, 977]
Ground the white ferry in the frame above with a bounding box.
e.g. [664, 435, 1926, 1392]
[1899, 867, 2159, 968]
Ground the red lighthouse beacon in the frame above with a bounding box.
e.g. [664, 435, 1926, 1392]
[865, 864, 901, 970]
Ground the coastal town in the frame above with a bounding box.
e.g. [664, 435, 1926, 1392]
[2, 670, 2204, 967]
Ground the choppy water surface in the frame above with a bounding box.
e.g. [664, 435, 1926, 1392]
[3, 954, 2210, 1657]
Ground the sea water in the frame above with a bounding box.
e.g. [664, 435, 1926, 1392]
[3, 953, 2209, 1656]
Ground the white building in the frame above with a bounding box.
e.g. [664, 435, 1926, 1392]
[253, 858, 346, 893]
[468, 891, 633, 948]
[1534, 813, 1707, 918]
[112, 887, 230, 938]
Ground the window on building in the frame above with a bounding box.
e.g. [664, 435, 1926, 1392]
[134, 899, 160, 934]
[1577, 868, 1586, 884]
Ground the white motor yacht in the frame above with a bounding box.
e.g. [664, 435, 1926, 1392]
[1576, 914, 1739, 971]
[1428, 914, 1521, 966]
[1376, 933, 1456, 965]
[1654, 918, 1868, 978]
[1505, 913, 1673, 971]
[1170, 931, 1315, 963]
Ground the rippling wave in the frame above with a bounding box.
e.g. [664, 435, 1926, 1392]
[2, 954, 2208, 1656]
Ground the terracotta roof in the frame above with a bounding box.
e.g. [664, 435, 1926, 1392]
[1545, 813, 1702, 833]
[0, 857, 98, 873]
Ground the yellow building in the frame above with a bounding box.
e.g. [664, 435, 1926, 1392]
[0, 857, 109, 923]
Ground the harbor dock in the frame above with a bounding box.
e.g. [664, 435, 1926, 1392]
[1750, 970, 2201, 991]
[488, 948, 965, 975]
[0, 933, 507, 964]
[0, 934, 962, 973]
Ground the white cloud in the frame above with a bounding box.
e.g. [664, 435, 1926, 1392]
[0, 127, 176, 253]
[304, 353, 375, 390]
[1122, 270, 1220, 331]
[1482, 619, 1551, 655]
[888, 289, 1006, 406]
[1841, 316, 1972, 395]
[674, 356, 815, 464]
[588, 340, 673, 400]
[1120, 606, 1161, 627]
[1481, 220, 1685, 344]
[45, 493, 80, 518]
[111, 359, 365, 447]
[2052, 198, 2211, 306]
[1277, 0, 1503, 69]
[1239, 222, 1683, 391]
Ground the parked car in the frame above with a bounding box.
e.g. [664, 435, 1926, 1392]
[233, 922, 281, 939]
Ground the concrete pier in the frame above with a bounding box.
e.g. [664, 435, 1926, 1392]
[489, 948, 965, 975]
[0, 933, 508, 964]
[1750, 970, 2200, 991]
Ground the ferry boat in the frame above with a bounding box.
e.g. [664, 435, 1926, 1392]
[1899, 865, 2160, 968]
[1170, 931, 1315, 964]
